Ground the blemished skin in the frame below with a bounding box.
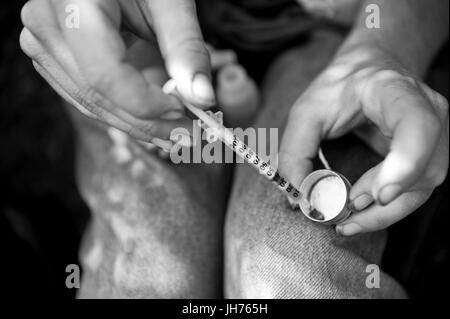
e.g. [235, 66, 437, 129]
[19, 0, 448, 238]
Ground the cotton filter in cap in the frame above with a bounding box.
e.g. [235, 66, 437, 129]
[299, 169, 352, 224]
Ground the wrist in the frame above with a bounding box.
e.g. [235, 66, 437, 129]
[335, 33, 423, 78]
[336, 40, 407, 71]
[339, 0, 449, 78]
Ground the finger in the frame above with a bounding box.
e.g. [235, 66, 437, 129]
[20, 26, 137, 137]
[53, 0, 179, 119]
[35, 59, 190, 145]
[353, 123, 390, 156]
[20, 27, 100, 119]
[147, 0, 214, 107]
[279, 101, 324, 188]
[32, 60, 157, 142]
[336, 189, 432, 236]
[21, 0, 85, 84]
[360, 73, 443, 204]
[22, 0, 110, 93]
[348, 164, 379, 212]
[205, 43, 237, 70]
[24, 28, 190, 142]
[22, 0, 168, 119]
[350, 143, 445, 211]
[21, 23, 185, 141]
[125, 38, 169, 87]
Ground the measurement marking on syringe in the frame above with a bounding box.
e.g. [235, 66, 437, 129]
[162, 79, 302, 201]
[229, 135, 300, 199]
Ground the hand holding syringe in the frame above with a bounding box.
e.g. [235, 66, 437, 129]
[163, 79, 303, 201]
[163, 79, 352, 225]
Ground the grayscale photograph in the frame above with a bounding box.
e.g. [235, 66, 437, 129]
[1, 0, 448, 307]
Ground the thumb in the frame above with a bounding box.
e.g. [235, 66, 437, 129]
[146, 0, 214, 108]
[279, 103, 324, 191]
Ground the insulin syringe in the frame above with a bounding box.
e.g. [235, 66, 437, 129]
[161, 88, 303, 204]
[185, 101, 303, 201]
[163, 79, 304, 202]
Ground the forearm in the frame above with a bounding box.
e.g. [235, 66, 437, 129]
[341, 0, 449, 77]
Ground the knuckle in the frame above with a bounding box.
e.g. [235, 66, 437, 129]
[371, 69, 405, 88]
[21, 1, 36, 28]
[423, 110, 442, 133]
[19, 28, 36, 57]
[439, 94, 449, 112]
[418, 83, 449, 118]
[21, 0, 48, 31]
[426, 167, 448, 188]
[19, 28, 49, 65]
[184, 40, 209, 58]
[168, 36, 210, 60]
[433, 91, 449, 115]
[361, 69, 404, 100]
[432, 173, 446, 188]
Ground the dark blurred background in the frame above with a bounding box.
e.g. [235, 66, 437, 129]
[1, 0, 448, 299]
[1, 0, 90, 299]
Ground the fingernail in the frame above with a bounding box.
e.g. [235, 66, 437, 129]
[162, 79, 178, 95]
[377, 184, 402, 206]
[351, 194, 373, 211]
[192, 73, 215, 105]
[336, 224, 344, 236]
[336, 223, 363, 236]
[160, 110, 184, 120]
